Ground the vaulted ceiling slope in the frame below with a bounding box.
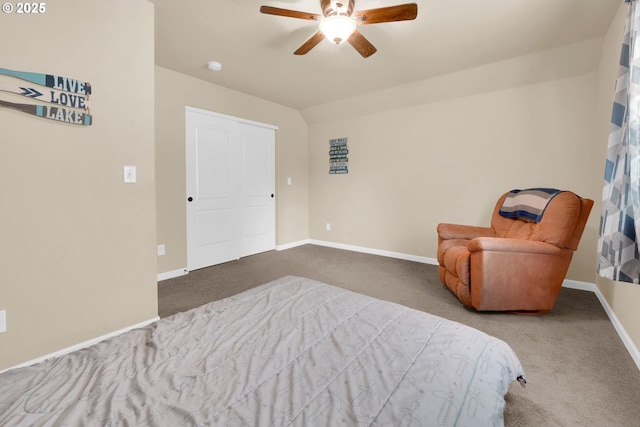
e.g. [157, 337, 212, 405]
[151, 0, 621, 111]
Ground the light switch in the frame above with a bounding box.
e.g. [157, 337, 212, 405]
[287, 177, 292, 186]
[123, 165, 137, 183]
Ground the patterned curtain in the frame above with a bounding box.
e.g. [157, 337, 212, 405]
[598, 0, 640, 283]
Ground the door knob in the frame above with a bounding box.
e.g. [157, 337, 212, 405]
[271, 194, 274, 198]
[187, 197, 193, 202]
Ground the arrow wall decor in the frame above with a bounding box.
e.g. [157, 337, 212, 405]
[0, 66, 92, 125]
[0, 83, 91, 110]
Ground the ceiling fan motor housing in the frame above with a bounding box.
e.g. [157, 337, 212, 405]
[321, 0, 355, 17]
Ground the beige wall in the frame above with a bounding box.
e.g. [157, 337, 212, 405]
[155, 67, 309, 274]
[307, 41, 602, 282]
[0, 0, 157, 371]
[595, 4, 640, 354]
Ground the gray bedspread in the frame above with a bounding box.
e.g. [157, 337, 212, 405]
[0, 276, 525, 426]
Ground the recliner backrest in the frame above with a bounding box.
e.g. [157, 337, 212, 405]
[490, 191, 593, 250]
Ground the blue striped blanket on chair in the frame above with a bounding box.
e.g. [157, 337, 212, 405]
[498, 188, 563, 222]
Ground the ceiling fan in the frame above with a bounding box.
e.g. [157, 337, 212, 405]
[260, 0, 418, 58]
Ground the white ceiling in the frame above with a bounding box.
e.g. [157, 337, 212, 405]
[150, 0, 621, 110]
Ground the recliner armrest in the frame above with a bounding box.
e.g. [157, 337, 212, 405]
[468, 237, 564, 255]
[437, 223, 495, 240]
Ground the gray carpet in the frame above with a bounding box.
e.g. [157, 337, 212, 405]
[158, 244, 640, 426]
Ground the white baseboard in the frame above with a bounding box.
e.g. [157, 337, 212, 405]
[561, 279, 597, 292]
[276, 239, 310, 251]
[0, 317, 159, 374]
[308, 239, 439, 265]
[577, 282, 640, 370]
[596, 292, 640, 370]
[157, 268, 188, 282]
[561, 279, 640, 369]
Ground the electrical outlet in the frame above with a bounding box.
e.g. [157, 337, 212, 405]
[326, 223, 331, 231]
[123, 165, 137, 183]
[157, 244, 166, 256]
[0, 310, 6, 333]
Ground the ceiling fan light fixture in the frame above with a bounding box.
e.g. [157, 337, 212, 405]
[319, 14, 356, 44]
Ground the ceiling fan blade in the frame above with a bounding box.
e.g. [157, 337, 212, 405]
[260, 5, 322, 21]
[347, 30, 377, 58]
[294, 31, 325, 55]
[353, 3, 418, 25]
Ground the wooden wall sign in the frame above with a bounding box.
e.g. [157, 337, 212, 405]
[0, 99, 92, 126]
[329, 137, 348, 174]
[0, 67, 92, 126]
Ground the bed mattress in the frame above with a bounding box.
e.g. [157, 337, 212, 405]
[0, 275, 525, 426]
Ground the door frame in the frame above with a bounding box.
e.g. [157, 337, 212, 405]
[185, 106, 278, 271]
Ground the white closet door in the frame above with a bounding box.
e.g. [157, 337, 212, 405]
[185, 107, 276, 271]
[239, 123, 275, 257]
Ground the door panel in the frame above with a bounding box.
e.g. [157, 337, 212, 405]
[186, 111, 240, 270]
[197, 128, 231, 199]
[186, 108, 275, 270]
[239, 124, 275, 257]
[198, 209, 233, 246]
[243, 136, 269, 197]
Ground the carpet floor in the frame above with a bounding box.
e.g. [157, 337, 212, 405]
[158, 244, 640, 426]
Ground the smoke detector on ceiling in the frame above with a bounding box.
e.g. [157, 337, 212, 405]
[207, 61, 222, 71]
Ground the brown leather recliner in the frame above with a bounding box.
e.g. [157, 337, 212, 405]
[437, 190, 593, 314]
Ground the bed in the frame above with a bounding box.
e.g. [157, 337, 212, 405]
[0, 275, 526, 426]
